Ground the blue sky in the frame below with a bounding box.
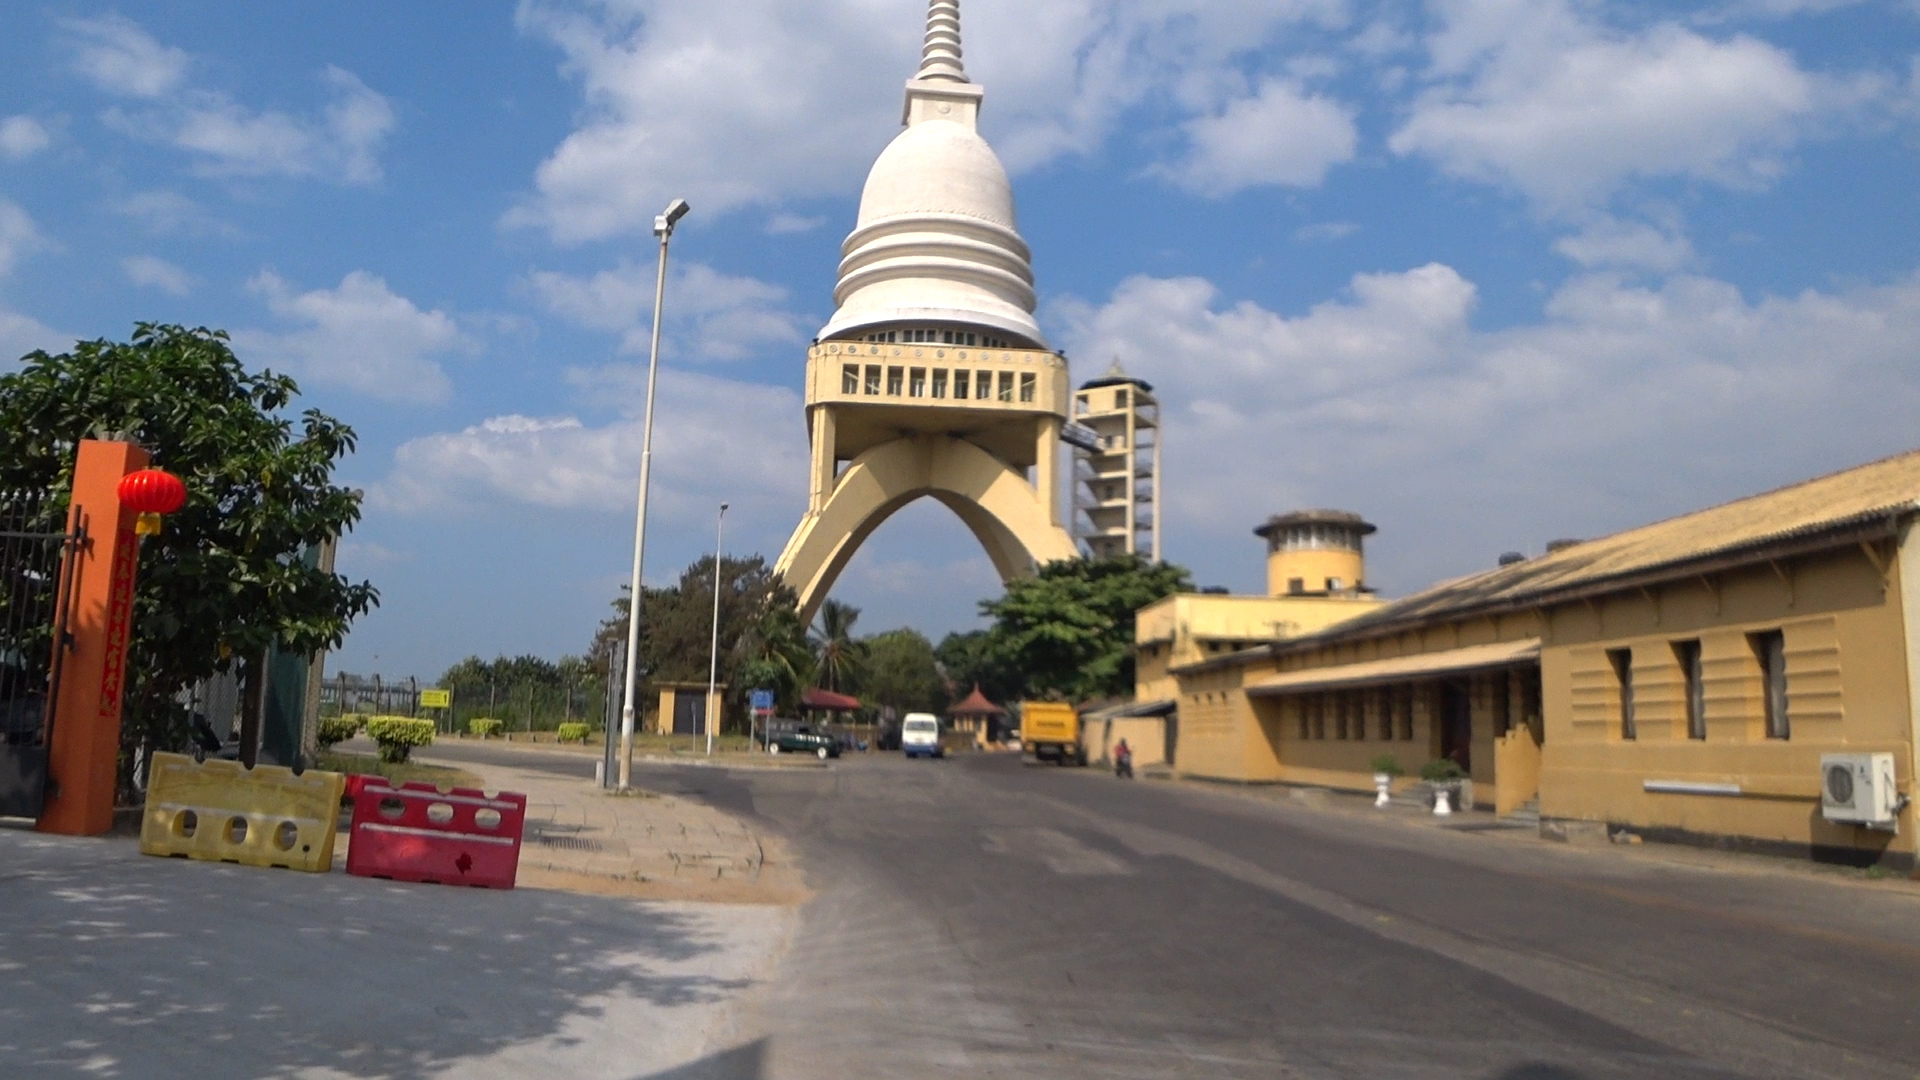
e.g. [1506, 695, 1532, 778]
[3, 1, 1918, 680]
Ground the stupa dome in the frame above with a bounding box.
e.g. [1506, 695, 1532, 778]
[817, 2, 1045, 348]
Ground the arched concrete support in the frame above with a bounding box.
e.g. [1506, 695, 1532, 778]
[776, 434, 1077, 623]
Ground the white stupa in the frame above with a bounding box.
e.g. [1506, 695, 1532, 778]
[817, 0, 1045, 349]
[776, 0, 1078, 621]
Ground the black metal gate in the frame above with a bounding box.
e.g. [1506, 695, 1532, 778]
[0, 490, 81, 819]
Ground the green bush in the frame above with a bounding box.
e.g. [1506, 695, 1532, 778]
[316, 715, 363, 750]
[556, 722, 590, 744]
[1369, 754, 1404, 778]
[365, 716, 436, 763]
[1420, 757, 1467, 783]
[468, 717, 504, 738]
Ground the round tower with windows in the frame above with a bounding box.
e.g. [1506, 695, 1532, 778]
[1254, 510, 1376, 598]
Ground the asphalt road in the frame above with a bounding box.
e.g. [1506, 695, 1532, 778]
[423, 743, 1920, 1080]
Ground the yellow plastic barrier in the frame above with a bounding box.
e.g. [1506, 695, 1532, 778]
[139, 752, 345, 872]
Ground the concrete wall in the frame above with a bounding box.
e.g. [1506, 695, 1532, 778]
[1080, 716, 1169, 768]
[1539, 544, 1913, 861]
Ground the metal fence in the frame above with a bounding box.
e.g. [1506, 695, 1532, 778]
[0, 490, 80, 818]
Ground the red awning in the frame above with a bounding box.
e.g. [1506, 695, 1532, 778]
[948, 684, 1006, 717]
[800, 687, 862, 711]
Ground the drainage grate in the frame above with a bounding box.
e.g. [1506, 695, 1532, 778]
[534, 834, 603, 851]
[1445, 821, 1531, 833]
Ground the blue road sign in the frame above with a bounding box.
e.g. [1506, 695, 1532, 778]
[750, 689, 775, 713]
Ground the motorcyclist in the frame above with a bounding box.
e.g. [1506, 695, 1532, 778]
[1114, 738, 1133, 779]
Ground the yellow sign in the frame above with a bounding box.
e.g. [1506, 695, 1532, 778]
[418, 688, 451, 709]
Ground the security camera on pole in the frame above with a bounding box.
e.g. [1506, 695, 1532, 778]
[617, 197, 691, 790]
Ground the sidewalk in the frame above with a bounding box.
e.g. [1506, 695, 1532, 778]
[429, 757, 809, 905]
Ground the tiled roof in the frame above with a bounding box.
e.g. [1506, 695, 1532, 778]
[1288, 447, 1920, 646]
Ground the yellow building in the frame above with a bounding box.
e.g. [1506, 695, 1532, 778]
[1088, 509, 1383, 769]
[1168, 449, 1920, 869]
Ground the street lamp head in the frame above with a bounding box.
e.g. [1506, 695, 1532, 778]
[720, 502, 730, 513]
[654, 198, 691, 237]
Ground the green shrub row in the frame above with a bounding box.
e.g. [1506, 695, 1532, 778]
[316, 715, 365, 749]
[365, 715, 436, 763]
[468, 717, 504, 738]
[556, 722, 590, 744]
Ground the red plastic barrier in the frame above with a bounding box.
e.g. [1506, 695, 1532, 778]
[345, 780, 526, 889]
[342, 774, 381, 799]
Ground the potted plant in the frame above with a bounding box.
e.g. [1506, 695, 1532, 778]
[1420, 758, 1467, 815]
[1369, 754, 1403, 808]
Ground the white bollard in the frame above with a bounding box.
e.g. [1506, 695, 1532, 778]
[1373, 773, 1392, 808]
[595, 760, 605, 785]
[1433, 786, 1452, 816]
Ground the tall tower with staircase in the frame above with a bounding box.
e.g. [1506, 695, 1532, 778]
[775, 0, 1078, 621]
[1070, 361, 1160, 561]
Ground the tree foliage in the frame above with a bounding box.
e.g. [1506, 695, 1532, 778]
[592, 554, 814, 722]
[856, 628, 945, 716]
[809, 599, 867, 692]
[974, 555, 1191, 703]
[0, 324, 377, 781]
[933, 629, 1022, 709]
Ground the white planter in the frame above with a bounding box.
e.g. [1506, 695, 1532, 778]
[1432, 784, 1453, 816]
[1373, 773, 1393, 808]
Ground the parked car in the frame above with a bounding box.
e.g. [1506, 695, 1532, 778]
[768, 726, 840, 759]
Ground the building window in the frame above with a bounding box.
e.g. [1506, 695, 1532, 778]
[1326, 577, 1343, 591]
[887, 367, 904, 395]
[864, 365, 882, 395]
[977, 370, 993, 399]
[909, 368, 926, 397]
[1398, 687, 1414, 741]
[1674, 640, 1704, 740]
[1492, 671, 1511, 738]
[841, 364, 860, 394]
[1751, 630, 1788, 740]
[1350, 693, 1366, 742]
[1019, 372, 1035, 402]
[1609, 647, 1635, 740]
[931, 369, 947, 398]
[1311, 696, 1325, 740]
[1377, 690, 1393, 741]
[1296, 701, 1309, 740]
[998, 371, 1014, 402]
[1287, 577, 1305, 595]
[953, 370, 969, 399]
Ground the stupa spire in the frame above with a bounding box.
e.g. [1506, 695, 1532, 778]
[917, 1, 967, 82]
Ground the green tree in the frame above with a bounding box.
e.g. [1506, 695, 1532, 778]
[591, 554, 809, 727]
[809, 599, 867, 692]
[0, 324, 377, 787]
[858, 628, 945, 716]
[977, 555, 1191, 703]
[934, 629, 1022, 707]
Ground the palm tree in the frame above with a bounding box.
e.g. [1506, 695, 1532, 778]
[810, 600, 867, 692]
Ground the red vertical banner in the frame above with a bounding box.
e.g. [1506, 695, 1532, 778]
[39, 440, 149, 836]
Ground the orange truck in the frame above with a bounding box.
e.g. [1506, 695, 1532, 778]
[1020, 701, 1087, 766]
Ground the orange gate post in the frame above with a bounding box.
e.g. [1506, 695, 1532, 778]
[38, 439, 148, 836]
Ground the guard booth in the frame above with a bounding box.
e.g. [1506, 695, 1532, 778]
[654, 681, 727, 737]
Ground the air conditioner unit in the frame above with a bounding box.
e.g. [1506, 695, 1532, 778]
[1820, 752, 1900, 828]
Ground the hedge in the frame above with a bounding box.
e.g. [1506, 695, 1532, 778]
[556, 722, 590, 744]
[365, 715, 436, 763]
[468, 717, 504, 738]
[316, 715, 364, 750]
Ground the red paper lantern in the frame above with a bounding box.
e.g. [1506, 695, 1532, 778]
[118, 469, 187, 535]
[118, 469, 187, 514]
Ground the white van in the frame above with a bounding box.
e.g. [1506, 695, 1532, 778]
[901, 713, 942, 759]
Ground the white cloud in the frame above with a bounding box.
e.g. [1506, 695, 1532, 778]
[526, 260, 806, 361]
[1056, 263, 1920, 595]
[1553, 218, 1695, 272]
[509, 0, 1348, 241]
[766, 213, 824, 235]
[0, 307, 67, 363]
[0, 199, 47, 276]
[108, 190, 239, 238]
[121, 255, 194, 296]
[1296, 221, 1358, 242]
[1158, 79, 1357, 195]
[373, 368, 807, 532]
[63, 14, 189, 98]
[235, 270, 469, 402]
[1390, 0, 1825, 213]
[115, 67, 397, 184]
[0, 116, 51, 160]
[74, 16, 395, 186]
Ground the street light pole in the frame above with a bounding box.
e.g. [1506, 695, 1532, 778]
[706, 502, 728, 757]
[618, 197, 691, 790]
